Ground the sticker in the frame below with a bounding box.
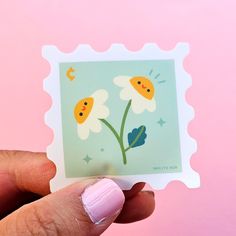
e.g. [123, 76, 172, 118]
[43, 43, 200, 192]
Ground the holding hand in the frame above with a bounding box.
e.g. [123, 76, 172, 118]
[0, 151, 155, 235]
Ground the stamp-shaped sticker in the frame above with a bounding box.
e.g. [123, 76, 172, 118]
[43, 43, 200, 192]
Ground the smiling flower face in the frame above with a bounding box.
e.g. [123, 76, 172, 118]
[114, 76, 156, 114]
[74, 97, 94, 124]
[130, 76, 155, 100]
[74, 90, 109, 140]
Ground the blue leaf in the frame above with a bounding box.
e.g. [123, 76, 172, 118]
[128, 126, 147, 148]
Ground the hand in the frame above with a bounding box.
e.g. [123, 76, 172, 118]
[0, 151, 155, 235]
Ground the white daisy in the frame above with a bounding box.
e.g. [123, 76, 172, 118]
[74, 89, 109, 140]
[114, 76, 156, 114]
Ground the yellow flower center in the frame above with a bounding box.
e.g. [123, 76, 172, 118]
[74, 97, 94, 124]
[130, 76, 155, 100]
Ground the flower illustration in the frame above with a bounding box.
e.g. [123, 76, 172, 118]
[114, 76, 156, 114]
[75, 75, 157, 165]
[74, 89, 109, 140]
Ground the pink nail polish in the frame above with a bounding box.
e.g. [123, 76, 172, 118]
[82, 178, 125, 223]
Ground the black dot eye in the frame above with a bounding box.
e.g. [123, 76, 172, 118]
[147, 89, 150, 92]
[79, 112, 83, 116]
[84, 102, 88, 105]
[137, 81, 141, 85]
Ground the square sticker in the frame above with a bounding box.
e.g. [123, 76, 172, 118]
[43, 43, 200, 191]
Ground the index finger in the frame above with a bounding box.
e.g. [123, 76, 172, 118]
[0, 151, 56, 196]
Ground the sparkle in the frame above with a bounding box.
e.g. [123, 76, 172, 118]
[157, 118, 166, 127]
[83, 155, 92, 164]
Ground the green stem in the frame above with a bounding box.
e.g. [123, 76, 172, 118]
[100, 100, 132, 165]
[100, 119, 120, 143]
[119, 100, 131, 164]
[100, 119, 127, 164]
[120, 100, 132, 140]
[125, 126, 145, 152]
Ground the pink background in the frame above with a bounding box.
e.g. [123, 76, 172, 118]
[0, 0, 235, 235]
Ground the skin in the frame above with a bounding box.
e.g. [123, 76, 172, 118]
[130, 76, 155, 100]
[74, 97, 94, 124]
[0, 151, 155, 235]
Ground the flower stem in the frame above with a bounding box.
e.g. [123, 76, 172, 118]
[100, 100, 132, 165]
[120, 100, 132, 141]
[119, 100, 132, 164]
[100, 119, 120, 144]
[100, 119, 127, 164]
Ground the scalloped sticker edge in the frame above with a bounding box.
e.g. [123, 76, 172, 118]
[42, 43, 200, 192]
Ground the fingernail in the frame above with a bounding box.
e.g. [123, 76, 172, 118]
[82, 178, 125, 223]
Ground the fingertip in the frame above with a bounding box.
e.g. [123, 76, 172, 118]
[115, 190, 155, 223]
[41, 158, 56, 180]
[12, 152, 57, 196]
[123, 182, 146, 199]
[37, 158, 56, 195]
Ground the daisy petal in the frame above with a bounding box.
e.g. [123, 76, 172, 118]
[77, 124, 90, 140]
[146, 99, 156, 112]
[113, 76, 131, 87]
[87, 118, 102, 133]
[131, 99, 145, 114]
[93, 104, 110, 119]
[92, 89, 109, 104]
[120, 87, 133, 101]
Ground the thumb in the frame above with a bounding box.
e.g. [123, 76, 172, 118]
[0, 178, 125, 236]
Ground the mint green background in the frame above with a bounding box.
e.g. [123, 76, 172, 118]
[59, 60, 182, 177]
